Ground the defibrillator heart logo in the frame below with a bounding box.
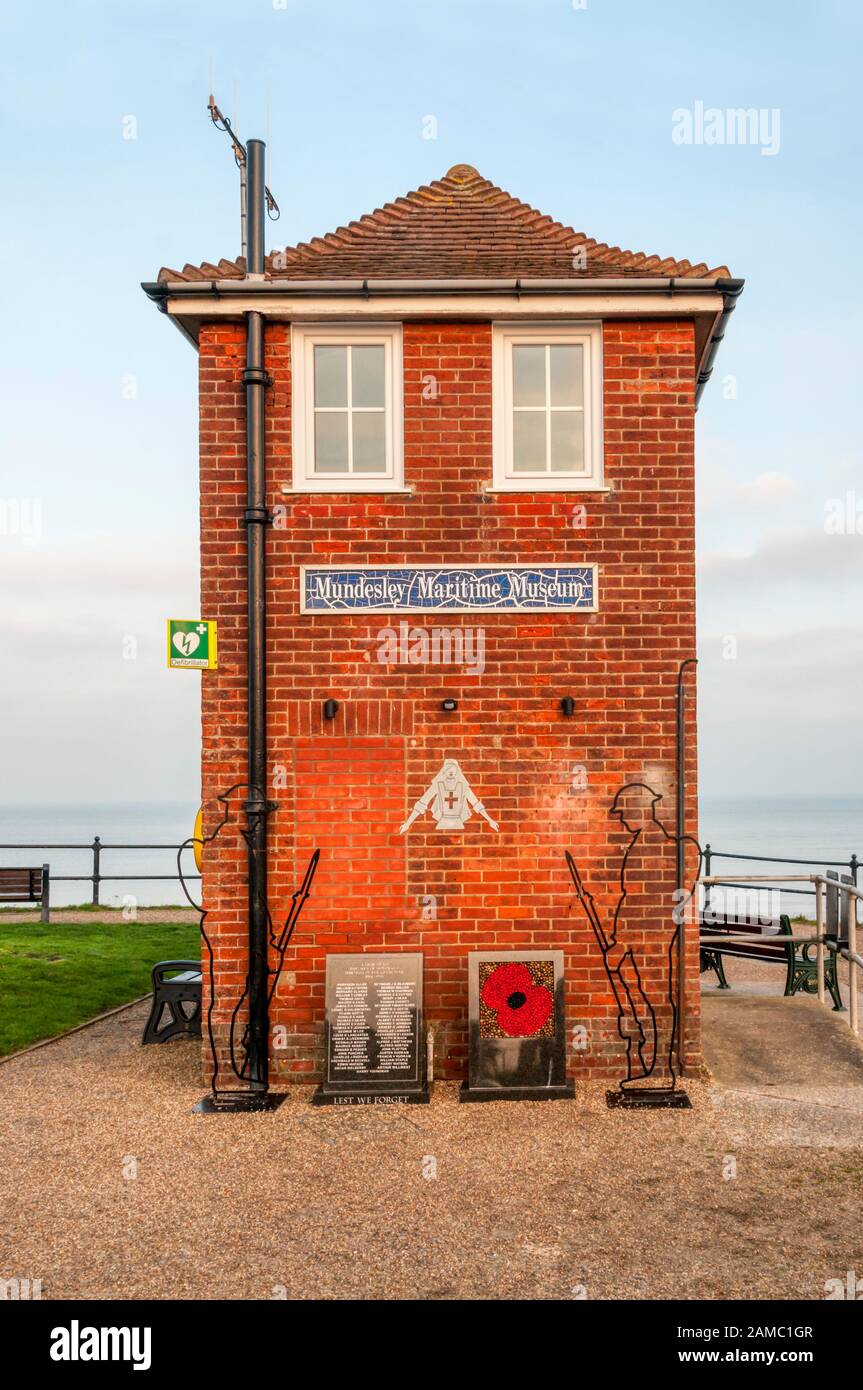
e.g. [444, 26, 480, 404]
[172, 631, 200, 657]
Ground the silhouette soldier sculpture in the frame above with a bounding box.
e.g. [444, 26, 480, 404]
[566, 782, 701, 1106]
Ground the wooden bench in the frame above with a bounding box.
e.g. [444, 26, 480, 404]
[141, 960, 202, 1045]
[0, 865, 50, 922]
[700, 911, 844, 1011]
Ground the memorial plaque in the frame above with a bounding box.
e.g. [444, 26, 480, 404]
[312, 953, 429, 1105]
[459, 950, 574, 1102]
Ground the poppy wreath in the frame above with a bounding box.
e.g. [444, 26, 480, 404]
[480, 962, 554, 1038]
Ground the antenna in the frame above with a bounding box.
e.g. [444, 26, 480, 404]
[207, 94, 281, 263]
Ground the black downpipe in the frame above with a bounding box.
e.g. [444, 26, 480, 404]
[675, 657, 697, 1070]
[243, 139, 271, 1092]
[695, 279, 744, 407]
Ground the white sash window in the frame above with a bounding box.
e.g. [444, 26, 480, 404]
[291, 324, 404, 492]
[492, 323, 604, 491]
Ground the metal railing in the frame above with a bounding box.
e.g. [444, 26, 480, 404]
[0, 838, 199, 907]
[700, 873, 861, 1038]
[703, 844, 859, 908]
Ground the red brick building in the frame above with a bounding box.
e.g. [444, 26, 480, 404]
[147, 163, 740, 1088]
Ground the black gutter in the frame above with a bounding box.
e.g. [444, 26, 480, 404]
[142, 276, 738, 301]
[141, 288, 199, 350]
[694, 278, 744, 406]
[242, 138, 272, 1097]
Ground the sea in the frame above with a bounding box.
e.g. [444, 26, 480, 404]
[0, 802, 199, 910]
[0, 796, 860, 915]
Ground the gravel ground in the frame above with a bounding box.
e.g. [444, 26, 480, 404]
[0, 908, 198, 925]
[1, 956, 862, 1302]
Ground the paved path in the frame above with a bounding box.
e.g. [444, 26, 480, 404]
[702, 961, 863, 1148]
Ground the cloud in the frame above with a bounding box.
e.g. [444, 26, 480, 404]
[697, 438, 801, 515]
[734, 471, 800, 506]
[0, 535, 197, 601]
[699, 525, 863, 589]
[0, 534, 201, 800]
[697, 624, 863, 793]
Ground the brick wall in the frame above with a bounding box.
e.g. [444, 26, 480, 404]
[198, 317, 701, 1085]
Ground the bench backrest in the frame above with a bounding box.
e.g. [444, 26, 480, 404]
[700, 912, 793, 961]
[0, 867, 46, 902]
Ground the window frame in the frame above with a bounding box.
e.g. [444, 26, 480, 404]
[491, 322, 604, 492]
[291, 323, 404, 493]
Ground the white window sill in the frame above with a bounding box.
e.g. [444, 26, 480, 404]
[280, 483, 414, 496]
[483, 483, 612, 495]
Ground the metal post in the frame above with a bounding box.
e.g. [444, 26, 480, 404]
[243, 137, 270, 1096]
[92, 836, 101, 906]
[239, 155, 247, 264]
[815, 878, 825, 1005]
[41, 864, 50, 924]
[849, 900, 859, 1038]
[675, 657, 697, 1075]
[704, 843, 712, 919]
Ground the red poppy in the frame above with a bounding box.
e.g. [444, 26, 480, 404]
[480, 962, 554, 1038]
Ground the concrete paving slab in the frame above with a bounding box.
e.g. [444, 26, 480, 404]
[701, 955, 863, 1150]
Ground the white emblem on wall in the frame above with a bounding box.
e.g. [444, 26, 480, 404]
[399, 759, 499, 835]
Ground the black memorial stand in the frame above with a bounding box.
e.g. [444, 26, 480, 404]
[459, 950, 575, 1104]
[312, 952, 430, 1106]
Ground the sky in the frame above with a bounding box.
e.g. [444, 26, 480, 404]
[0, 0, 860, 805]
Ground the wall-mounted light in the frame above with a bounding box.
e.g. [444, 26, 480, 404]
[323, 699, 340, 721]
[441, 698, 458, 712]
[560, 696, 576, 718]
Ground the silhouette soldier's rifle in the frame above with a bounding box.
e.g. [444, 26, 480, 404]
[234, 847, 321, 1079]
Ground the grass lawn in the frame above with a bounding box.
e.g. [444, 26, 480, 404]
[0, 920, 200, 1055]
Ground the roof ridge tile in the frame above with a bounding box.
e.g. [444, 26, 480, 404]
[156, 164, 732, 283]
